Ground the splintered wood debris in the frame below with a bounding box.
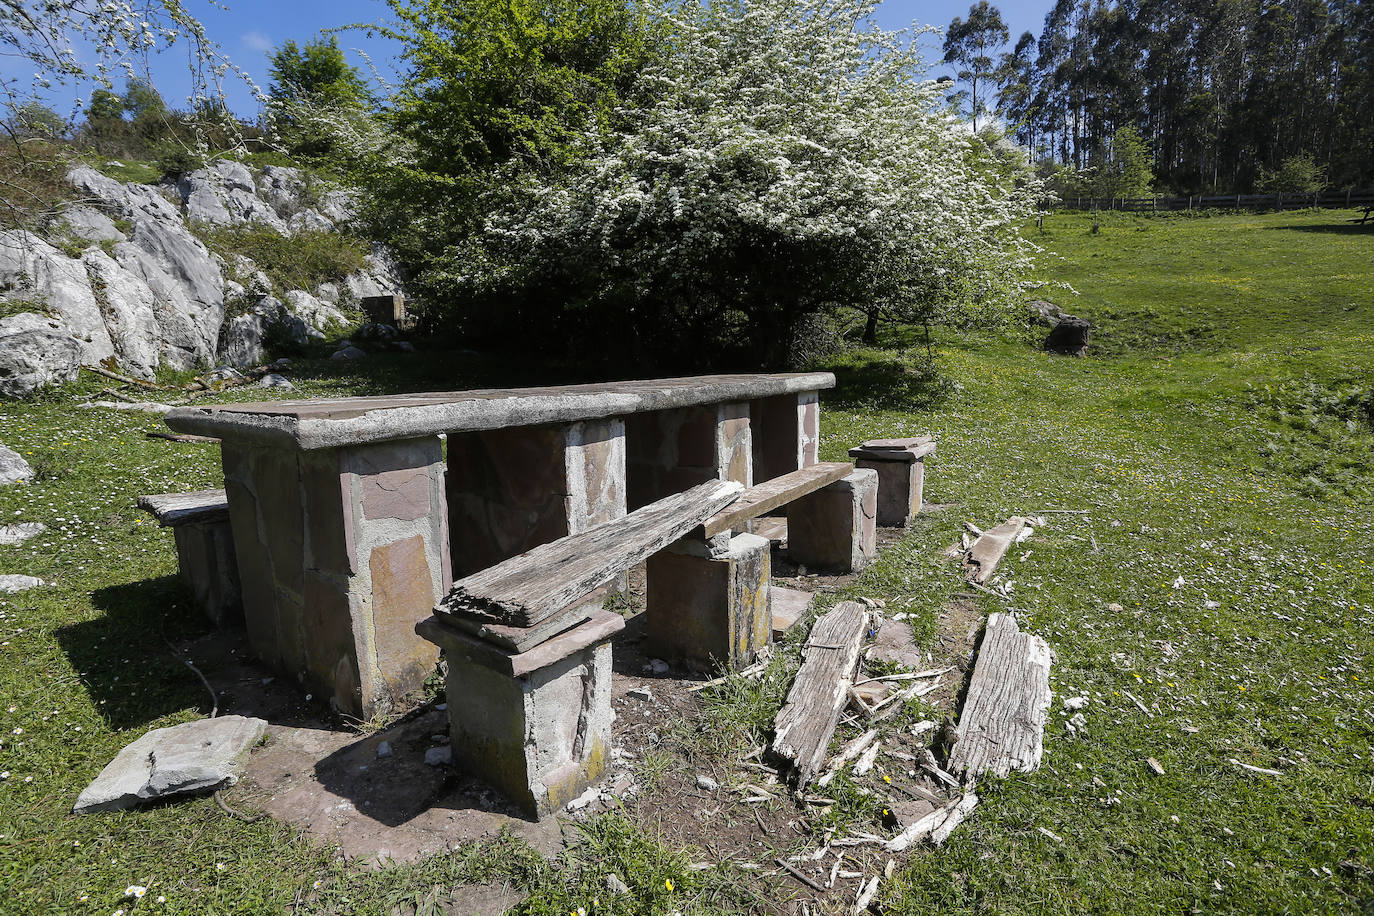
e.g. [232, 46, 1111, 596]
[771, 601, 869, 788]
[948, 612, 1053, 779]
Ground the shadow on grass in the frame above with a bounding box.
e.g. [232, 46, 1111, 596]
[1269, 221, 1374, 235]
[822, 348, 956, 412]
[57, 575, 214, 730]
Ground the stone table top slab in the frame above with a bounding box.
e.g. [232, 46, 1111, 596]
[164, 373, 836, 450]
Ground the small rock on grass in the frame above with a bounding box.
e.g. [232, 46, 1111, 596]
[695, 774, 719, 792]
[0, 445, 34, 486]
[0, 523, 44, 546]
[604, 874, 630, 895]
[0, 574, 46, 593]
[1147, 757, 1165, 776]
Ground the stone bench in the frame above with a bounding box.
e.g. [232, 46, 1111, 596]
[417, 479, 741, 817]
[137, 490, 241, 627]
[647, 462, 878, 671]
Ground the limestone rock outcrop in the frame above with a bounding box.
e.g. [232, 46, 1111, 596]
[0, 161, 404, 395]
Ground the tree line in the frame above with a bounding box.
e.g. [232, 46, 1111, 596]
[943, 0, 1374, 195]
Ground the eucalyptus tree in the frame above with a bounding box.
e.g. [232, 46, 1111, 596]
[943, 1, 1011, 131]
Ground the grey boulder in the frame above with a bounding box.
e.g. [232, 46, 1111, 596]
[74, 715, 267, 813]
[0, 313, 82, 398]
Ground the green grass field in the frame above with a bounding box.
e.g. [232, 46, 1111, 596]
[0, 210, 1370, 914]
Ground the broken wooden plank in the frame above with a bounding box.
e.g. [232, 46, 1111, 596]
[695, 462, 852, 538]
[770, 601, 869, 789]
[948, 613, 1052, 779]
[962, 516, 1028, 584]
[440, 479, 742, 627]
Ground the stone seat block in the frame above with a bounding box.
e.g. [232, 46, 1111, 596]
[847, 440, 935, 527]
[137, 490, 241, 626]
[416, 611, 624, 819]
[646, 532, 772, 671]
[787, 469, 878, 573]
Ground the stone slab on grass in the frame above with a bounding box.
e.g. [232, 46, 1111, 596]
[769, 585, 813, 638]
[870, 618, 923, 669]
[0, 574, 46, 593]
[0, 522, 44, 546]
[0, 444, 34, 486]
[74, 715, 267, 813]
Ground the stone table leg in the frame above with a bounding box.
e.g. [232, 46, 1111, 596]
[787, 469, 878, 573]
[221, 436, 450, 719]
[749, 391, 819, 483]
[626, 402, 752, 510]
[447, 419, 626, 578]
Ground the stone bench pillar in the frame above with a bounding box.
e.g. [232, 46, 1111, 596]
[221, 436, 451, 719]
[416, 611, 623, 819]
[626, 403, 751, 510]
[446, 419, 627, 578]
[848, 440, 935, 527]
[646, 532, 772, 671]
[137, 491, 241, 627]
[749, 391, 819, 483]
[787, 469, 878, 573]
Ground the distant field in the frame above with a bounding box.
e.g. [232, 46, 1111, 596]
[0, 211, 1370, 914]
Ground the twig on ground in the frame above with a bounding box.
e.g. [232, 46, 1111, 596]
[775, 857, 826, 892]
[214, 789, 262, 822]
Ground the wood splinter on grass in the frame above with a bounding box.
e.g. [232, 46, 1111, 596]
[962, 517, 1029, 584]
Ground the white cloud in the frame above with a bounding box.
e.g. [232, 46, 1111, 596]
[242, 31, 272, 53]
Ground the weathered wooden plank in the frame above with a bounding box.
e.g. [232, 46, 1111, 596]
[440, 479, 742, 627]
[948, 612, 1052, 779]
[962, 516, 1028, 584]
[137, 490, 229, 527]
[697, 462, 852, 537]
[770, 601, 869, 788]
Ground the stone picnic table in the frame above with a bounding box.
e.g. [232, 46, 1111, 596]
[164, 373, 834, 719]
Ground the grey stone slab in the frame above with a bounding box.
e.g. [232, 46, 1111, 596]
[74, 715, 267, 813]
[418, 610, 625, 678]
[770, 585, 813, 637]
[165, 373, 835, 449]
[0, 444, 35, 485]
[0, 522, 44, 545]
[0, 574, 45, 593]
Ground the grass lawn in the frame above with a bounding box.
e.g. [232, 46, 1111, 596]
[0, 209, 1371, 914]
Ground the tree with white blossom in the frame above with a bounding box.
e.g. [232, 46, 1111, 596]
[439, 0, 1043, 369]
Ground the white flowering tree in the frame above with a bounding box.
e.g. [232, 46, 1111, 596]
[448, 0, 1043, 369]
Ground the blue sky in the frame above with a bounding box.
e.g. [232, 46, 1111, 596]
[28, 0, 1054, 118]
